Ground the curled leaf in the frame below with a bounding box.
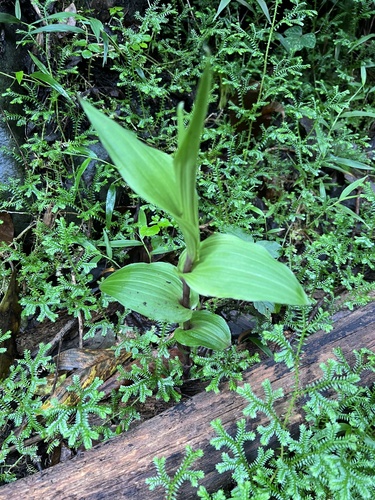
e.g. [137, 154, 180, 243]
[173, 310, 231, 350]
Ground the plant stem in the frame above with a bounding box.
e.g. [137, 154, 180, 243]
[181, 279, 191, 315]
[181, 254, 193, 313]
[178, 255, 194, 368]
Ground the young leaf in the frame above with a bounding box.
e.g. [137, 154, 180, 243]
[80, 99, 182, 219]
[173, 62, 212, 261]
[173, 310, 231, 350]
[180, 233, 309, 305]
[15, 71, 24, 84]
[338, 176, 367, 201]
[100, 262, 192, 323]
[105, 183, 116, 230]
[15, 0, 21, 20]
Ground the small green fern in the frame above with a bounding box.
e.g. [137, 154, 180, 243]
[212, 348, 375, 498]
[146, 445, 204, 500]
[147, 348, 375, 499]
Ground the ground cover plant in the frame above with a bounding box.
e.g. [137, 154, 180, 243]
[147, 346, 375, 499]
[0, 0, 374, 495]
[81, 61, 308, 351]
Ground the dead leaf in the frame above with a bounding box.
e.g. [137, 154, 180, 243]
[55, 347, 122, 370]
[63, 3, 77, 28]
[41, 348, 132, 409]
[57, 3, 77, 38]
[228, 83, 285, 137]
[42, 204, 55, 228]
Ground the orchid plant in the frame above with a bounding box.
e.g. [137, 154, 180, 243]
[81, 61, 309, 350]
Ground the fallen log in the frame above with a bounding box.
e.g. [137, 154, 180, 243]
[0, 301, 374, 499]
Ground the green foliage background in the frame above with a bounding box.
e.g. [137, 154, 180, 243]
[0, 0, 374, 493]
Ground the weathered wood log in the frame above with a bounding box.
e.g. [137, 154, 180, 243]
[1, 302, 374, 499]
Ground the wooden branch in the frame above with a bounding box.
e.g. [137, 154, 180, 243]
[1, 302, 374, 499]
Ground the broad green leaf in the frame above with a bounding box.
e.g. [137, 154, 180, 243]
[180, 233, 309, 305]
[137, 207, 147, 228]
[253, 301, 276, 316]
[173, 310, 231, 350]
[82, 50, 93, 59]
[340, 111, 375, 119]
[236, 0, 270, 23]
[255, 240, 281, 258]
[0, 13, 21, 23]
[28, 24, 85, 35]
[302, 33, 316, 49]
[100, 239, 143, 248]
[330, 155, 371, 171]
[29, 52, 72, 102]
[277, 27, 315, 53]
[73, 158, 91, 192]
[100, 262, 192, 323]
[246, 335, 273, 357]
[223, 227, 280, 257]
[28, 52, 49, 74]
[140, 225, 160, 238]
[30, 72, 72, 101]
[88, 17, 104, 42]
[339, 176, 367, 201]
[80, 99, 182, 219]
[37, 12, 81, 21]
[174, 62, 212, 261]
[285, 26, 302, 37]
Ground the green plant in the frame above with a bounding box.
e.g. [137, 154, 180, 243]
[204, 347, 375, 499]
[147, 345, 375, 499]
[0, 321, 193, 483]
[0, 342, 117, 482]
[146, 445, 204, 500]
[0, 0, 374, 484]
[190, 345, 260, 394]
[113, 327, 184, 422]
[81, 61, 309, 350]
